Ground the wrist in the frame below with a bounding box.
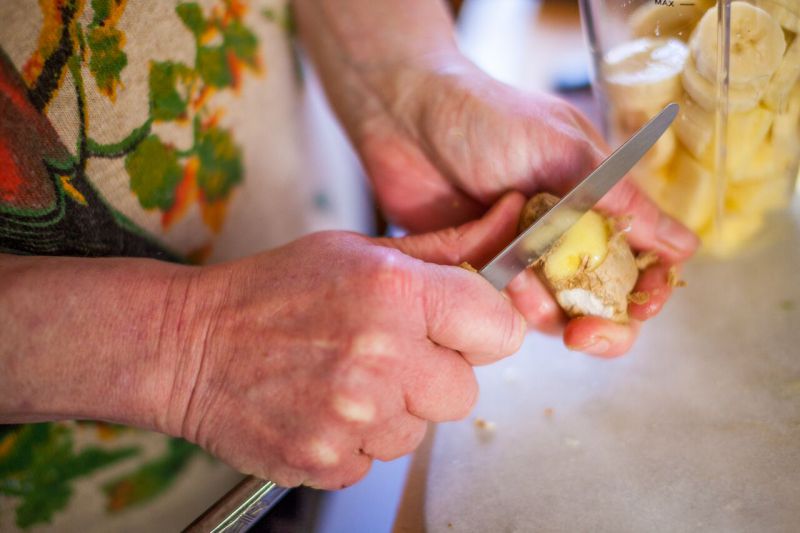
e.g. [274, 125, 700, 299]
[293, 0, 466, 143]
[0, 255, 196, 433]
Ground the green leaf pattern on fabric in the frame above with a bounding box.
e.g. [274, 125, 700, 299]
[0, 0, 276, 527]
[197, 45, 233, 88]
[134, 1, 263, 227]
[86, 0, 128, 99]
[102, 439, 198, 512]
[223, 20, 259, 68]
[90, 0, 113, 27]
[0, 424, 139, 528]
[196, 126, 243, 201]
[126, 135, 183, 209]
[149, 61, 195, 122]
[175, 2, 206, 38]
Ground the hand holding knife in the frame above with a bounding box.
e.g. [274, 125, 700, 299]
[185, 103, 679, 533]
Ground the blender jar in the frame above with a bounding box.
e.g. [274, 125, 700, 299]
[579, 0, 800, 256]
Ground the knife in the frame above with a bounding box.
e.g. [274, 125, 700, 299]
[184, 102, 678, 533]
[479, 102, 678, 290]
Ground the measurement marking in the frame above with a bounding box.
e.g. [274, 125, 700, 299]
[679, 2, 696, 4]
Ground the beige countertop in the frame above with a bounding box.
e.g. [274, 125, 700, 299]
[393, 6, 800, 530]
[395, 199, 800, 532]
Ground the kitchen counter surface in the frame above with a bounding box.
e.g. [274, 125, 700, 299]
[395, 200, 800, 532]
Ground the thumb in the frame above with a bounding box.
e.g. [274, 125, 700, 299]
[375, 191, 526, 267]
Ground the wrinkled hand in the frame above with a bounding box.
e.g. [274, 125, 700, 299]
[162, 194, 525, 489]
[357, 57, 699, 356]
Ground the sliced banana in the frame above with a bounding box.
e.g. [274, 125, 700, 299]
[610, 108, 677, 169]
[674, 98, 775, 180]
[772, 84, 800, 151]
[630, 2, 704, 41]
[691, 3, 786, 86]
[709, 105, 775, 168]
[754, 0, 800, 32]
[644, 126, 677, 169]
[631, 167, 669, 203]
[764, 35, 800, 111]
[728, 141, 790, 182]
[700, 212, 765, 258]
[726, 174, 793, 213]
[602, 38, 689, 112]
[659, 147, 715, 232]
[682, 56, 767, 111]
[674, 93, 714, 159]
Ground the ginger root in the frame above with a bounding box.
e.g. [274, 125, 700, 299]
[519, 193, 642, 323]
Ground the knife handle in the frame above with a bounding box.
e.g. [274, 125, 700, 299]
[183, 476, 289, 533]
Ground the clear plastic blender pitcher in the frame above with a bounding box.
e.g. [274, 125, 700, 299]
[579, 0, 800, 256]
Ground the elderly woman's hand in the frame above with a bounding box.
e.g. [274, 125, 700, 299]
[293, 0, 699, 356]
[156, 194, 526, 489]
[357, 58, 699, 355]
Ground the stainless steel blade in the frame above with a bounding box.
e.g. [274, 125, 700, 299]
[479, 102, 678, 290]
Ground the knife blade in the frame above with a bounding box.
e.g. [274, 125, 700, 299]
[479, 102, 678, 290]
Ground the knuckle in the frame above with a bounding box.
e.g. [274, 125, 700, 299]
[364, 248, 418, 300]
[343, 330, 395, 361]
[285, 439, 342, 473]
[332, 394, 377, 424]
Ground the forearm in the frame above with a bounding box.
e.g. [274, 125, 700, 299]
[292, 0, 461, 141]
[0, 254, 199, 433]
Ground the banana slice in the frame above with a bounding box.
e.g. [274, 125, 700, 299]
[726, 174, 793, 213]
[602, 38, 689, 112]
[630, 3, 704, 41]
[632, 167, 669, 203]
[764, 36, 800, 111]
[754, 0, 800, 32]
[700, 212, 765, 258]
[659, 147, 715, 232]
[610, 108, 677, 169]
[691, 3, 786, 86]
[712, 105, 775, 167]
[682, 56, 767, 111]
[764, 35, 800, 111]
[728, 141, 791, 182]
[674, 93, 714, 159]
[772, 84, 800, 151]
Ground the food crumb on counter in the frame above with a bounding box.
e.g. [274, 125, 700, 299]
[543, 407, 554, 418]
[780, 299, 795, 311]
[564, 437, 581, 449]
[474, 418, 497, 442]
[474, 418, 496, 432]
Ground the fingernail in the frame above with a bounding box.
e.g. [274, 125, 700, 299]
[569, 337, 610, 356]
[656, 214, 699, 254]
